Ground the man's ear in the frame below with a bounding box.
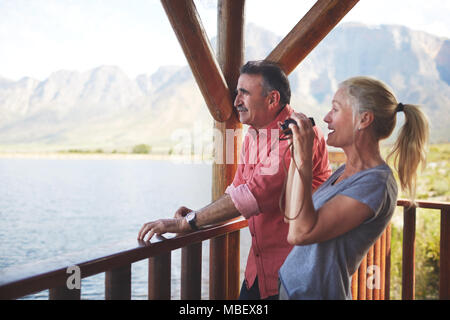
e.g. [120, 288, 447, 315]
[268, 90, 281, 109]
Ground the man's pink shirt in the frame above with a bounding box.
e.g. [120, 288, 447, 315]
[225, 104, 332, 298]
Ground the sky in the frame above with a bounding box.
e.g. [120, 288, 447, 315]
[1, 0, 449, 81]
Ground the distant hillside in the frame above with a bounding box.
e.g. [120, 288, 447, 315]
[0, 23, 448, 152]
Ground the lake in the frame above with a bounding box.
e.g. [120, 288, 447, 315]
[0, 157, 251, 299]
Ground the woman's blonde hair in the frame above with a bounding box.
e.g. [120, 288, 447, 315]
[339, 76, 429, 202]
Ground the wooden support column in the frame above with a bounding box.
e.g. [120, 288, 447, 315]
[266, 0, 359, 75]
[402, 206, 416, 300]
[148, 253, 171, 300]
[160, 0, 233, 122]
[105, 264, 131, 300]
[210, 0, 245, 300]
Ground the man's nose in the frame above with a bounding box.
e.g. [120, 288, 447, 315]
[234, 93, 241, 107]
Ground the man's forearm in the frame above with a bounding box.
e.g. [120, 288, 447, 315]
[195, 194, 241, 228]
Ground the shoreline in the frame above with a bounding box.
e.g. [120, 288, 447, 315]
[0, 152, 214, 162]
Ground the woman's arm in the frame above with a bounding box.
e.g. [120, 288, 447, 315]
[287, 193, 373, 245]
[285, 113, 373, 245]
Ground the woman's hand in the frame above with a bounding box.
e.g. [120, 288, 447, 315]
[289, 112, 316, 177]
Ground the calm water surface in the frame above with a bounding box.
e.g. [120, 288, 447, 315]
[0, 158, 250, 299]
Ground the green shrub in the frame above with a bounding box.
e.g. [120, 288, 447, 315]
[132, 144, 151, 154]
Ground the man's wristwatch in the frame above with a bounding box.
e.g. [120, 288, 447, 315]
[185, 211, 198, 231]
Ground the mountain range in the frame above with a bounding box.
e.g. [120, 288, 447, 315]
[0, 23, 449, 153]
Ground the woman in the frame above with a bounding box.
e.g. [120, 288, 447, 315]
[278, 76, 429, 299]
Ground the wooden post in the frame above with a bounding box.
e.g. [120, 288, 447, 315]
[358, 255, 367, 300]
[181, 242, 202, 299]
[380, 230, 387, 300]
[351, 271, 358, 300]
[105, 264, 131, 300]
[373, 237, 381, 300]
[209, 234, 228, 299]
[385, 223, 392, 300]
[402, 206, 416, 300]
[49, 285, 80, 300]
[209, 0, 245, 300]
[440, 208, 450, 300]
[160, 0, 233, 122]
[366, 246, 374, 300]
[148, 253, 171, 300]
[227, 230, 241, 299]
[266, 0, 359, 75]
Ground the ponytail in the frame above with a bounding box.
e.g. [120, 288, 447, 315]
[387, 104, 429, 202]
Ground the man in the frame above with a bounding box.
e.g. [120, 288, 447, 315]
[138, 60, 331, 299]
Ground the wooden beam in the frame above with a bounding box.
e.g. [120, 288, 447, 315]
[161, 0, 233, 122]
[266, 0, 359, 75]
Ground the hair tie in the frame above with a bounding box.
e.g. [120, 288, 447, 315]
[396, 103, 404, 113]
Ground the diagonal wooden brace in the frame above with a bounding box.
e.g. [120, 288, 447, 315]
[267, 0, 359, 75]
[161, 0, 233, 122]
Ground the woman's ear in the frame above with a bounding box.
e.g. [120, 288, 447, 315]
[358, 111, 374, 130]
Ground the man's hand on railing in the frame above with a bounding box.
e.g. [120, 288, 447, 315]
[138, 195, 241, 242]
[137, 217, 190, 242]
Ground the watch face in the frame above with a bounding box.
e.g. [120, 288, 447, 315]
[186, 212, 195, 221]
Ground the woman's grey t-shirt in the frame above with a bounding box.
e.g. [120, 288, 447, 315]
[279, 163, 397, 299]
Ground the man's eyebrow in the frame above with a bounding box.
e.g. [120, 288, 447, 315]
[236, 88, 250, 94]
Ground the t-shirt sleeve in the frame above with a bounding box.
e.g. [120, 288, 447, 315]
[339, 172, 390, 222]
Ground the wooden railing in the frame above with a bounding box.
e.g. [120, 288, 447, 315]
[0, 200, 448, 300]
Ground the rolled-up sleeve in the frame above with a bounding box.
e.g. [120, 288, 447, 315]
[225, 184, 260, 219]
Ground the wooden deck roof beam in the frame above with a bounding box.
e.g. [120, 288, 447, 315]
[161, 0, 233, 122]
[267, 0, 359, 75]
